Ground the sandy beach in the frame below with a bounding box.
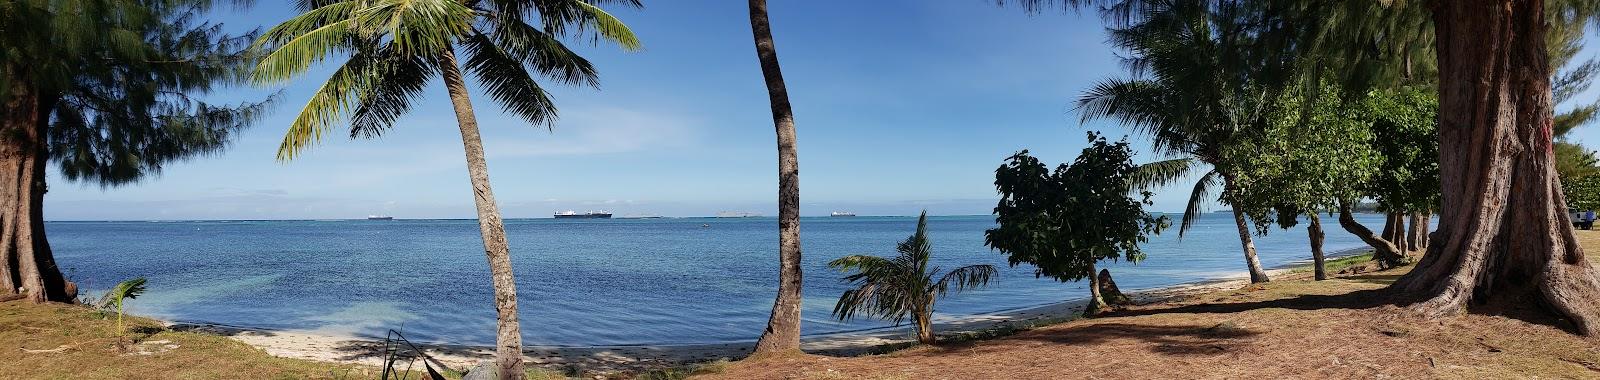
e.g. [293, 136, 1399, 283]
[166, 259, 1343, 374]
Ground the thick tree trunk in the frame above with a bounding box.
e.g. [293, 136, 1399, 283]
[1339, 202, 1408, 268]
[1385, 212, 1409, 255]
[1394, 0, 1600, 335]
[1309, 213, 1328, 281]
[438, 50, 524, 380]
[749, 0, 805, 355]
[0, 78, 68, 303]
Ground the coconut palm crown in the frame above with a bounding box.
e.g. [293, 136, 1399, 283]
[250, 0, 642, 159]
[829, 211, 997, 344]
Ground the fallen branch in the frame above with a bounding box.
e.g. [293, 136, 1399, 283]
[21, 345, 71, 354]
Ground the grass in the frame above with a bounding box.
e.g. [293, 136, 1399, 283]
[0, 300, 374, 379]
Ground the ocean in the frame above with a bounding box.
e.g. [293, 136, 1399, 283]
[48, 213, 1389, 346]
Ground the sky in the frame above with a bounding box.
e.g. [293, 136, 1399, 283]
[42, 1, 1600, 221]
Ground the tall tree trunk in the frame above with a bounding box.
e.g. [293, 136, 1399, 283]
[438, 49, 524, 380]
[1308, 212, 1328, 281]
[1395, 0, 1600, 335]
[0, 77, 68, 303]
[1085, 260, 1108, 316]
[1222, 178, 1269, 283]
[749, 0, 805, 356]
[1339, 202, 1408, 267]
[1385, 212, 1410, 256]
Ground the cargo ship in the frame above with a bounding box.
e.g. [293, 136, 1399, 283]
[367, 215, 394, 220]
[830, 211, 857, 217]
[554, 211, 612, 219]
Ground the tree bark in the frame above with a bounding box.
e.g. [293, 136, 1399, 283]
[749, 0, 805, 356]
[1394, 0, 1600, 335]
[1097, 268, 1131, 305]
[1409, 212, 1431, 251]
[1308, 212, 1328, 281]
[914, 302, 934, 344]
[438, 49, 524, 380]
[0, 76, 69, 303]
[1339, 202, 1408, 268]
[1223, 179, 1269, 283]
[1085, 260, 1108, 317]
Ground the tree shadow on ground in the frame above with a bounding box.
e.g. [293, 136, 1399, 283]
[906, 322, 1262, 359]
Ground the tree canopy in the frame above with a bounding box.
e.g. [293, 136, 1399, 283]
[986, 133, 1169, 283]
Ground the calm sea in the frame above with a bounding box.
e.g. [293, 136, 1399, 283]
[48, 213, 1388, 346]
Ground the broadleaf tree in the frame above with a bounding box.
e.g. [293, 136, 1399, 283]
[1227, 83, 1381, 281]
[986, 133, 1169, 316]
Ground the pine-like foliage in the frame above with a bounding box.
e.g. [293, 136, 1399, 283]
[1, 0, 270, 186]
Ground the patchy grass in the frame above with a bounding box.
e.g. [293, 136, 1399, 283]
[698, 235, 1600, 379]
[0, 300, 377, 379]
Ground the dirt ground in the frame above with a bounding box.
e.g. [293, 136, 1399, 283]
[699, 232, 1600, 380]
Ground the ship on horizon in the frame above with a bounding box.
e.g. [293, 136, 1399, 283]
[830, 211, 857, 217]
[554, 211, 612, 219]
[367, 215, 394, 220]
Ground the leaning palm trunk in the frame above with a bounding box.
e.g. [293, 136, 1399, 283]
[439, 49, 524, 380]
[1222, 178, 1269, 283]
[748, 0, 805, 355]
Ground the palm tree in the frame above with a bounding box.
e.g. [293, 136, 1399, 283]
[250, 0, 640, 377]
[1076, 1, 1279, 283]
[830, 212, 996, 345]
[747, 0, 805, 355]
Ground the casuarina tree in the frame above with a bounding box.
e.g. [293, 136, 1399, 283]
[987, 133, 1168, 316]
[829, 211, 997, 344]
[0, 0, 270, 302]
[250, 0, 641, 377]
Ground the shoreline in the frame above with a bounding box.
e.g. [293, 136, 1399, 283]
[167, 247, 1373, 373]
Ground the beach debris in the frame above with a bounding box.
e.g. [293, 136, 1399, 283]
[461, 361, 497, 380]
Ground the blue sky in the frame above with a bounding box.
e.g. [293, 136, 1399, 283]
[43, 1, 1600, 220]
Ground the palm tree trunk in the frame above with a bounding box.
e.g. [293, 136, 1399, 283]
[1308, 212, 1327, 281]
[1222, 179, 1269, 283]
[1394, 0, 1600, 335]
[748, 0, 804, 356]
[438, 49, 524, 380]
[915, 302, 934, 345]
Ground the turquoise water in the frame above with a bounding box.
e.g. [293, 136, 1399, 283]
[48, 214, 1387, 346]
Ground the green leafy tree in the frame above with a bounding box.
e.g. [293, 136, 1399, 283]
[1566, 175, 1600, 211]
[0, 0, 268, 302]
[986, 133, 1169, 316]
[829, 211, 997, 345]
[1336, 87, 1440, 267]
[1228, 83, 1380, 280]
[250, 1, 640, 377]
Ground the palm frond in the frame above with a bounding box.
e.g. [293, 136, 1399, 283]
[1179, 169, 1219, 237]
[1131, 157, 1194, 190]
[100, 277, 148, 309]
[932, 264, 997, 297]
[572, 0, 642, 51]
[487, 20, 600, 87]
[461, 32, 558, 128]
[250, 11, 358, 84]
[349, 50, 438, 138]
[275, 50, 381, 160]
